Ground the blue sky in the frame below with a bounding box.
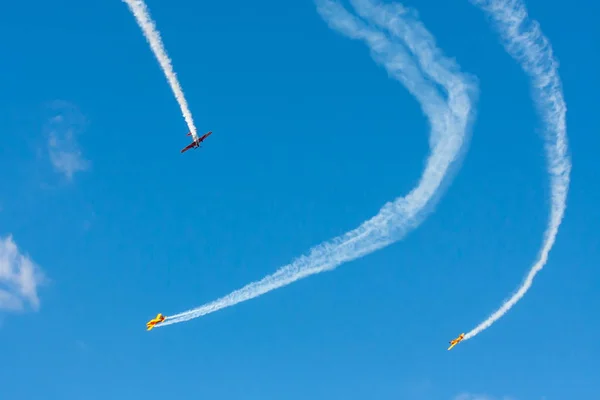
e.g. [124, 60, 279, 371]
[1, 0, 599, 399]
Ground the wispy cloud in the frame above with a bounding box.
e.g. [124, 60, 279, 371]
[0, 235, 45, 312]
[44, 101, 90, 180]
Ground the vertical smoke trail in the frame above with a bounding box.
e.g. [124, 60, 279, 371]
[123, 0, 198, 139]
[158, 0, 478, 327]
[464, 0, 570, 340]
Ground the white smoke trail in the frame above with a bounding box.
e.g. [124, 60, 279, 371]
[123, 0, 198, 139]
[463, 0, 570, 340]
[159, 0, 478, 327]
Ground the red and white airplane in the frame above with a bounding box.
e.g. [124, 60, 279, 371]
[180, 131, 213, 153]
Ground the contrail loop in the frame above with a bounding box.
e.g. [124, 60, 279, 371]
[159, 0, 478, 327]
[123, 0, 198, 140]
[464, 0, 570, 340]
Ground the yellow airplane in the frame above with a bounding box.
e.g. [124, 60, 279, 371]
[146, 313, 166, 331]
[447, 333, 465, 350]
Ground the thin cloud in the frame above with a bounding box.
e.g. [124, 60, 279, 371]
[0, 235, 45, 312]
[44, 101, 90, 180]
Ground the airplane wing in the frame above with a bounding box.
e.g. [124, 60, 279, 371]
[180, 142, 196, 153]
[147, 319, 161, 331]
[181, 131, 211, 153]
[198, 131, 213, 142]
[447, 342, 457, 351]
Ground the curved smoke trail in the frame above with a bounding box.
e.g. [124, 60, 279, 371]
[123, 0, 198, 139]
[464, 0, 570, 340]
[160, 0, 478, 327]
